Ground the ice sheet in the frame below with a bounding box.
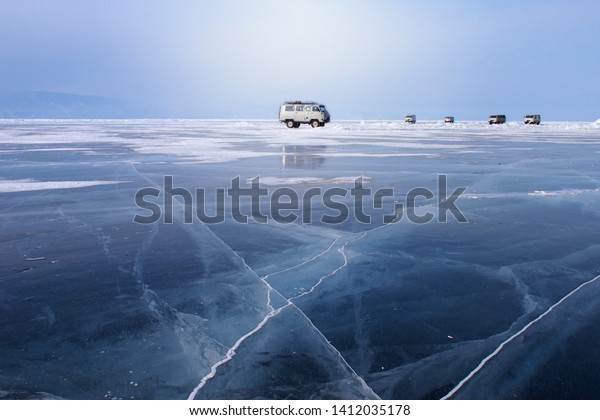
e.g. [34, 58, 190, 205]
[1, 119, 600, 400]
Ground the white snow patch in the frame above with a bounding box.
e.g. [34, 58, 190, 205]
[0, 147, 93, 154]
[529, 190, 559, 197]
[252, 176, 371, 186]
[0, 179, 127, 193]
[528, 188, 600, 197]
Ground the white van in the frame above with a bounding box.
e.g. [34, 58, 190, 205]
[279, 101, 331, 128]
[524, 114, 541, 125]
[488, 115, 506, 125]
[405, 114, 416, 124]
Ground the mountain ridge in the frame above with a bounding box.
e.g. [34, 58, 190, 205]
[0, 91, 166, 118]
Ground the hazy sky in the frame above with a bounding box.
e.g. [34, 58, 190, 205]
[2, 0, 599, 120]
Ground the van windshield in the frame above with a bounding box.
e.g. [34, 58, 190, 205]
[319, 106, 326, 112]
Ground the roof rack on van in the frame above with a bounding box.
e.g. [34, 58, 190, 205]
[284, 101, 318, 105]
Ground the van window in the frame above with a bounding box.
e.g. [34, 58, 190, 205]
[312, 106, 319, 111]
[285, 105, 294, 111]
[296, 106, 303, 111]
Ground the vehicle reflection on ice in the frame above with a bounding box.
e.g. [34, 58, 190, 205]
[280, 145, 326, 169]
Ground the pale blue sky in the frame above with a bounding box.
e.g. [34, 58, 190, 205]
[1, 0, 599, 120]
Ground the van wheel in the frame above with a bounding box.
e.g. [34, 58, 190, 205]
[286, 120, 295, 128]
[311, 120, 320, 128]
[293, 122, 301, 128]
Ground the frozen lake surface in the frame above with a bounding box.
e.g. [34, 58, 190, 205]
[1, 119, 600, 399]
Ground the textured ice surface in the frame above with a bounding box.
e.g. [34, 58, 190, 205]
[1, 119, 600, 399]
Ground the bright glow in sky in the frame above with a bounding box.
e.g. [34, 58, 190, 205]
[2, 0, 600, 120]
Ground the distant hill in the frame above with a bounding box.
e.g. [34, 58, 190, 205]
[0, 91, 166, 118]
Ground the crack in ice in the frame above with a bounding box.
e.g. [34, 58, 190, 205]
[131, 163, 379, 399]
[187, 232, 374, 400]
[441, 273, 600, 400]
[261, 235, 342, 281]
[130, 164, 291, 398]
[187, 300, 293, 400]
[290, 232, 367, 301]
